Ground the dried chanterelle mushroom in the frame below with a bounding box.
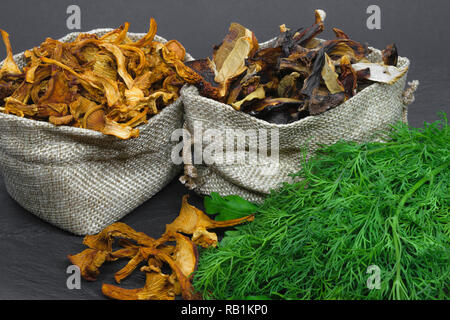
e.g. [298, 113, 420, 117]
[166, 195, 254, 248]
[67, 195, 254, 300]
[176, 9, 408, 124]
[0, 19, 194, 139]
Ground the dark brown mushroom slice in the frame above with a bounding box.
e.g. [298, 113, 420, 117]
[276, 28, 297, 58]
[183, 58, 224, 100]
[247, 98, 305, 124]
[292, 9, 326, 47]
[307, 90, 346, 116]
[231, 86, 265, 110]
[248, 47, 282, 67]
[246, 47, 282, 84]
[226, 74, 260, 104]
[301, 48, 326, 97]
[321, 39, 369, 63]
[277, 9, 326, 56]
[338, 55, 358, 98]
[184, 58, 219, 89]
[278, 51, 313, 77]
[382, 43, 398, 66]
[301, 39, 368, 98]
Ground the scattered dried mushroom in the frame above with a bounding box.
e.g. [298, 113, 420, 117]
[67, 195, 254, 300]
[177, 9, 408, 124]
[0, 19, 189, 139]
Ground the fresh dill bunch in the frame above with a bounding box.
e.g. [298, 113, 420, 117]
[193, 114, 450, 300]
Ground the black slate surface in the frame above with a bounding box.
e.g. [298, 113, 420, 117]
[0, 0, 449, 300]
[0, 177, 204, 300]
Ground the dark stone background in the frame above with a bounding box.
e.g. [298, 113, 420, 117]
[0, 0, 448, 299]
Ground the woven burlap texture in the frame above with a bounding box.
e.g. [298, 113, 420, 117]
[181, 38, 414, 203]
[0, 29, 193, 235]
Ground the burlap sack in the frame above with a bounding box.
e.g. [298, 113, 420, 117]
[0, 29, 194, 235]
[181, 38, 418, 202]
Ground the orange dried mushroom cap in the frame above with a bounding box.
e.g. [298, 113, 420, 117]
[166, 195, 254, 248]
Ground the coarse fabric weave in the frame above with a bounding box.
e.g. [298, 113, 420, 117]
[181, 38, 415, 202]
[0, 29, 193, 235]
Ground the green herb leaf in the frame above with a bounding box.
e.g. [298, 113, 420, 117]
[204, 192, 258, 221]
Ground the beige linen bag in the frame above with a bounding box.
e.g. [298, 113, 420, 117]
[0, 29, 193, 235]
[181, 38, 418, 202]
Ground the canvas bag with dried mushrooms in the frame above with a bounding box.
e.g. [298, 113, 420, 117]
[0, 20, 194, 235]
[179, 10, 419, 202]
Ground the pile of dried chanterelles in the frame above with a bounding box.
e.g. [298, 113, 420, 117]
[177, 9, 407, 124]
[0, 19, 193, 139]
[68, 195, 254, 300]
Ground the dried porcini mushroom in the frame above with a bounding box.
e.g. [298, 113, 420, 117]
[382, 43, 398, 66]
[248, 98, 305, 124]
[178, 9, 404, 124]
[0, 19, 190, 139]
[183, 22, 259, 101]
[67, 195, 253, 300]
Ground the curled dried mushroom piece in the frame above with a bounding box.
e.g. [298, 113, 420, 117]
[178, 9, 404, 124]
[67, 195, 253, 300]
[0, 19, 190, 139]
[166, 195, 255, 248]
